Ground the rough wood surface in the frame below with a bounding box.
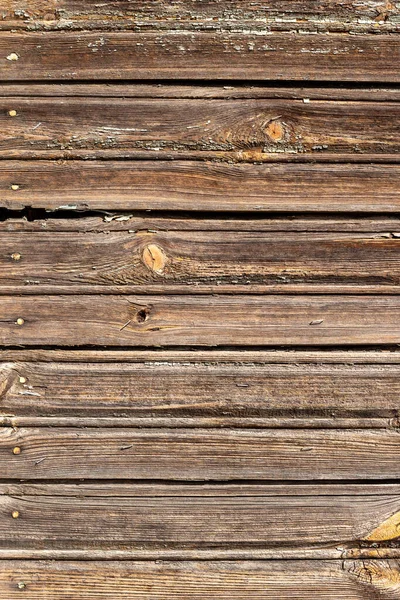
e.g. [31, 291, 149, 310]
[0, 295, 400, 346]
[2, 217, 400, 234]
[0, 560, 399, 599]
[1, 360, 399, 427]
[1, 230, 399, 293]
[1, 0, 399, 31]
[0, 97, 399, 159]
[0, 484, 399, 555]
[0, 32, 399, 81]
[2, 428, 400, 480]
[2, 161, 399, 212]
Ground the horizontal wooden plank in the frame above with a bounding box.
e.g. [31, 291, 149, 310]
[1, 360, 400, 427]
[0, 349, 399, 364]
[0, 484, 399, 556]
[2, 161, 400, 212]
[0, 32, 399, 81]
[2, 217, 400, 234]
[2, 84, 400, 102]
[1, 295, 400, 346]
[2, 428, 400, 480]
[0, 230, 399, 293]
[0, 560, 398, 599]
[0, 98, 399, 159]
[2, 0, 399, 31]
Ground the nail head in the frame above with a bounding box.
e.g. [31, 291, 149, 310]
[13, 446, 21, 455]
[8, 110, 17, 117]
[11, 252, 21, 261]
[6, 53, 19, 61]
[19, 376, 26, 384]
[16, 318, 24, 326]
[12, 510, 20, 519]
[11, 184, 20, 191]
[17, 582, 26, 590]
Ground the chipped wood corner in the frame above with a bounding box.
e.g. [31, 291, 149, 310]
[365, 511, 400, 542]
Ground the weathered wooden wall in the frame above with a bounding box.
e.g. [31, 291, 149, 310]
[0, 1, 400, 598]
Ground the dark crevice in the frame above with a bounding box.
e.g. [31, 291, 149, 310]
[0, 345, 400, 352]
[1, 207, 400, 222]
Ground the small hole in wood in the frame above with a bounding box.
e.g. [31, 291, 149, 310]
[136, 308, 149, 323]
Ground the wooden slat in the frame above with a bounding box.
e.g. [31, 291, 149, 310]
[1, 295, 400, 346]
[2, 428, 400, 480]
[1, 0, 399, 31]
[2, 84, 400, 101]
[0, 349, 399, 364]
[0, 560, 398, 599]
[0, 230, 399, 293]
[0, 98, 399, 159]
[1, 360, 399, 428]
[0, 32, 399, 81]
[2, 217, 400, 234]
[2, 161, 400, 212]
[0, 484, 399, 555]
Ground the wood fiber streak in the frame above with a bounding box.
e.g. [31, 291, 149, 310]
[0, 98, 398, 158]
[2, 162, 400, 212]
[0, 32, 399, 81]
[1, 561, 400, 599]
[1, 295, 400, 346]
[1, 361, 400, 425]
[2, 428, 400, 480]
[0, 231, 399, 291]
[1, 0, 399, 30]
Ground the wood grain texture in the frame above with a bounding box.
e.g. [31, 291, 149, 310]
[1, 295, 400, 346]
[1, 0, 399, 31]
[0, 98, 399, 159]
[0, 484, 399, 555]
[2, 161, 400, 212]
[1, 230, 399, 293]
[0, 560, 399, 599]
[2, 217, 400, 234]
[1, 360, 400, 427]
[0, 32, 399, 81]
[2, 427, 400, 480]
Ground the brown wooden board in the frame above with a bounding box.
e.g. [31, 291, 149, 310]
[1, 360, 400, 428]
[0, 97, 399, 158]
[0, 295, 400, 346]
[0, 484, 399, 556]
[2, 161, 400, 212]
[1, 0, 399, 31]
[0, 230, 399, 293]
[2, 428, 400, 480]
[0, 560, 398, 599]
[0, 32, 399, 81]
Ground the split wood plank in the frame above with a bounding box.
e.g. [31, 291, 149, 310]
[2, 428, 400, 480]
[0, 98, 399, 158]
[1, 0, 399, 31]
[0, 230, 399, 293]
[0, 560, 398, 598]
[1, 295, 400, 346]
[1, 162, 400, 212]
[1, 360, 400, 428]
[0, 32, 399, 81]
